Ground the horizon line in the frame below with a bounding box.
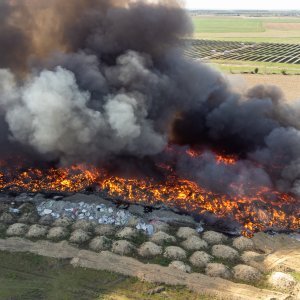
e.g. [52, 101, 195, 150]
[187, 9, 300, 11]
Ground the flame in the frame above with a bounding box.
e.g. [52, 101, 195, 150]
[0, 151, 299, 236]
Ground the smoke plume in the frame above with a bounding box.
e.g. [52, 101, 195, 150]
[0, 0, 300, 199]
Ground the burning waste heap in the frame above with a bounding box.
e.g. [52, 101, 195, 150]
[0, 0, 299, 235]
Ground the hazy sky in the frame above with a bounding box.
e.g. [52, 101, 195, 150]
[184, 0, 300, 10]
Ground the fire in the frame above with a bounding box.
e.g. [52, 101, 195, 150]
[0, 152, 299, 236]
[186, 148, 237, 165]
[215, 154, 237, 165]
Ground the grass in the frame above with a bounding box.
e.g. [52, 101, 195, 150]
[0, 250, 213, 300]
[193, 17, 264, 33]
[292, 272, 300, 282]
[191, 16, 300, 44]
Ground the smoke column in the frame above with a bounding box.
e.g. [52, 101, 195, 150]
[0, 0, 300, 199]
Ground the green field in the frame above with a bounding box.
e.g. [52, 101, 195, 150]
[0, 251, 210, 300]
[193, 18, 264, 33]
[192, 16, 300, 44]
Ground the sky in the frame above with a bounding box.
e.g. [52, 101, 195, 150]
[184, 0, 300, 10]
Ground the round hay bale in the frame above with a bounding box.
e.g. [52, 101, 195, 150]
[164, 246, 187, 260]
[138, 242, 162, 257]
[202, 231, 228, 245]
[233, 264, 262, 283]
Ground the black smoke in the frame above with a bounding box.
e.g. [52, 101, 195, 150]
[0, 0, 299, 199]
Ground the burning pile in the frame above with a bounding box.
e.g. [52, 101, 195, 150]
[0, 147, 299, 235]
[0, 0, 299, 235]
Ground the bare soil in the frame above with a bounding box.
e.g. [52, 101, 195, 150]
[265, 23, 300, 31]
[229, 74, 300, 101]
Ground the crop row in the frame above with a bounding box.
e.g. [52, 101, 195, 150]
[184, 40, 300, 64]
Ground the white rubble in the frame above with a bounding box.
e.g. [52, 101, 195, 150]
[37, 199, 154, 235]
[268, 272, 297, 291]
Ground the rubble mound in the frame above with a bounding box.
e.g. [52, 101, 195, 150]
[53, 217, 73, 228]
[18, 211, 39, 224]
[181, 235, 208, 251]
[205, 263, 232, 279]
[202, 231, 228, 245]
[189, 251, 212, 268]
[72, 220, 95, 232]
[18, 203, 36, 214]
[39, 215, 54, 226]
[116, 227, 138, 240]
[150, 231, 176, 245]
[241, 251, 263, 264]
[127, 216, 140, 227]
[94, 224, 116, 236]
[89, 236, 112, 252]
[233, 236, 255, 251]
[47, 227, 69, 241]
[164, 246, 187, 260]
[233, 265, 262, 283]
[268, 272, 297, 291]
[26, 224, 48, 239]
[138, 242, 162, 257]
[176, 227, 197, 239]
[6, 223, 29, 237]
[69, 229, 91, 244]
[112, 240, 136, 256]
[152, 221, 170, 233]
[169, 261, 191, 273]
[0, 212, 16, 225]
[212, 245, 239, 260]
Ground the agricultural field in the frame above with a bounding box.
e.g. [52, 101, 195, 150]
[185, 39, 300, 64]
[192, 16, 300, 44]
[184, 40, 300, 74]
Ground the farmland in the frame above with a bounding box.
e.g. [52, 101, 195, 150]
[185, 40, 300, 65]
[192, 16, 300, 44]
[185, 15, 300, 75]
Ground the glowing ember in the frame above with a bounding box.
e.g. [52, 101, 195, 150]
[0, 152, 299, 237]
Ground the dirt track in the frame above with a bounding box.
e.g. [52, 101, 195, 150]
[230, 74, 300, 101]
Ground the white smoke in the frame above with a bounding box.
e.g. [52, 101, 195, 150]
[0, 61, 167, 163]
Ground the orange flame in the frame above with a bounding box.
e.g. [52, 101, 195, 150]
[0, 153, 299, 236]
